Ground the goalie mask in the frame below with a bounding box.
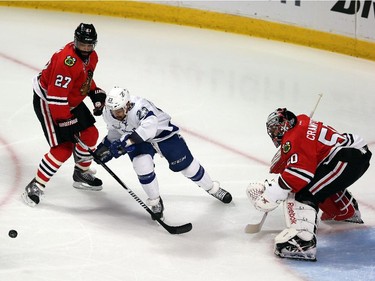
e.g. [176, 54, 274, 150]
[266, 108, 297, 148]
[106, 86, 131, 121]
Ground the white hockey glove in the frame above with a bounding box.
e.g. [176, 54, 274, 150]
[246, 179, 290, 212]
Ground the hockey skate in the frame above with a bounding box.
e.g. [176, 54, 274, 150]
[147, 197, 164, 220]
[72, 167, 103, 191]
[22, 178, 45, 207]
[207, 181, 232, 204]
[275, 235, 317, 261]
[342, 196, 363, 224]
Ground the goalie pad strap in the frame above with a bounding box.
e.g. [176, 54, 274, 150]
[319, 190, 355, 221]
[274, 228, 299, 244]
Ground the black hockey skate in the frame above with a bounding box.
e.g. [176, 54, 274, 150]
[275, 236, 317, 261]
[22, 178, 45, 207]
[148, 197, 164, 220]
[73, 167, 103, 191]
[208, 181, 232, 203]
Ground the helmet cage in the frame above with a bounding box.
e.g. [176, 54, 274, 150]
[266, 108, 294, 148]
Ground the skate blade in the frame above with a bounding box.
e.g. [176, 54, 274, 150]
[21, 192, 37, 207]
[275, 250, 317, 262]
[73, 182, 103, 191]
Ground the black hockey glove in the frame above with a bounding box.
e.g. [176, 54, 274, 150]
[89, 87, 106, 116]
[94, 136, 113, 164]
[109, 135, 135, 158]
[57, 117, 80, 143]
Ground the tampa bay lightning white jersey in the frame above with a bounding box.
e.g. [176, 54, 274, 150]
[102, 95, 179, 143]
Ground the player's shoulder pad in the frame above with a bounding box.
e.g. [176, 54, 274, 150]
[59, 43, 78, 68]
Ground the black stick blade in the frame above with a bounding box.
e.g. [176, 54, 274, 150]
[159, 221, 193, 234]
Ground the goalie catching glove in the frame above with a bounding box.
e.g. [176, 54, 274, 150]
[246, 178, 290, 212]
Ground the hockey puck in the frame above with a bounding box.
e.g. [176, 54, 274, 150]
[8, 230, 18, 238]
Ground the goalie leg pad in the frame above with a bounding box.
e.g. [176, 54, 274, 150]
[319, 190, 363, 223]
[284, 193, 317, 241]
[274, 193, 318, 261]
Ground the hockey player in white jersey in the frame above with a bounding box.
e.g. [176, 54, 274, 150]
[95, 86, 232, 220]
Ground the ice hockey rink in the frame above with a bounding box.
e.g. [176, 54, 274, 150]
[1, 6, 374, 281]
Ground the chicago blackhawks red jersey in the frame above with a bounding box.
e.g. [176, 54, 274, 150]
[32, 42, 98, 122]
[274, 114, 366, 193]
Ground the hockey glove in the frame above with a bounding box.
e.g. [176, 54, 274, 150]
[57, 117, 80, 143]
[247, 179, 289, 212]
[109, 135, 135, 158]
[89, 87, 106, 116]
[94, 136, 113, 164]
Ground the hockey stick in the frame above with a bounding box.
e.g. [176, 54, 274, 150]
[309, 93, 323, 118]
[246, 94, 324, 234]
[244, 212, 268, 233]
[75, 136, 192, 235]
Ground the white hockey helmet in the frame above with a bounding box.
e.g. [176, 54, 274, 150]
[105, 86, 130, 111]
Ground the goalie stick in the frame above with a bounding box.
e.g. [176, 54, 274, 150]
[246, 94, 323, 234]
[244, 212, 268, 233]
[75, 136, 192, 235]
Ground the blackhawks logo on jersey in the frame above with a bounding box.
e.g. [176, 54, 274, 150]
[64, 56, 76, 67]
[282, 141, 291, 154]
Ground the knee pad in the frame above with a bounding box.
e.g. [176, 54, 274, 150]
[181, 158, 200, 178]
[132, 154, 154, 176]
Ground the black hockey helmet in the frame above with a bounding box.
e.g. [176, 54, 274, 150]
[74, 23, 97, 45]
[266, 108, 297, 148]
[74, 23, 97, 61]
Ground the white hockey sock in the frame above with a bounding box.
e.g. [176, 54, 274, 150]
[181, 158, 213, 191]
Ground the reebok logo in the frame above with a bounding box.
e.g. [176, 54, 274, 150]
[288, 202, 297, 224]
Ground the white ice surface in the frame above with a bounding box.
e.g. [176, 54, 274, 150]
[0, 7, 374, 281]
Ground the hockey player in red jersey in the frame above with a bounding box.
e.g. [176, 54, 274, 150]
[22, 23, 106, 207]
[247, 108, 372, 261]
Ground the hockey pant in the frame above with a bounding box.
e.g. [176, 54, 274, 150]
[304, 146, 371, 203]
[33, 93, 98, 184]
[128, 134, 215, 199]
